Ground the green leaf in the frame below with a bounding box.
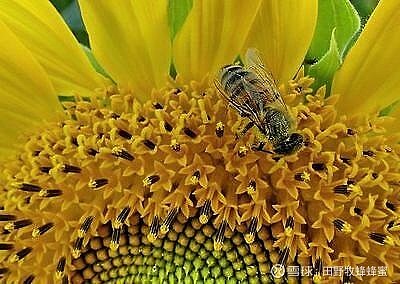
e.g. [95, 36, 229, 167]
[168, 0, 193, 40]
[50, 0, 72, 12]
[350, 0, 379, 23]
[61, 1, 89, 46]
[81, 45, 110, 79]
[308, 29, 341, 93]
[306, 0, 361, 61]
[379, 100, 400, 116]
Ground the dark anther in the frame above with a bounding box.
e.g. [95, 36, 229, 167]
[384, 146, 392, 153]
[171, 142, 180, 152]
[388, 220, 395, 229]
[312, 163, 326, 171]
[199, 200, 211, 224]
[34, 222, 54, 236]
[353, 207, 363, 216]
[340, 156, 351, 165]
[39, 166, 52, 173]
[6, 219, 33, 230]
[346, 128, 356, 135]
[216, 221, 227, 245]
[111, 113, 120, 119]
[116, 207, 131, 225]
[80, 216, 94, 235]
[247, 180, 256, 192]
[160, 208, 178, 234]
[149, 216, 160, 238]
[71, 137, 78, 146]
[278, 247, 290, 265]
[143, 175, 160, 187]
[137, 115, 146, 123]
[56, 256, 68, 278]
[295, 86, 303, 93]
[249, 217, 257, 234]
[334, 185, 350, 195]
[215, 122, 224, 138]
[285, 216, 294, 229]
[111, 227, 121, 247]
[16, 183, 41, 192]
[363, 150, 375, 157]
[244, 216, 258, 244]
[0, 214, 16, 221]
[143, 139, 156, 150]
[368, 232, 386, 245]
[33, 150, 40, 156]
[164, 121, 173, 132]
[0, 243, 14, 250]
[172, 88, 181, 95]
[15, 247, 32, 261]
[192, 170, 201, 181]
[73, 237, 84, 252]
[24, 197, 31, 204]
[371, 172, 379, 179]
[333, 219, 345, 231]
[118, 129, 132, 140]
[0, 268, 9, 275]
[112, 147, 134, 161]
[62, 276, 69, 284]
[183, 127, 197, 138]
[62, 164, 81, 174]
[87, 148, 99, 156]
[153, 102, 164, 110]
[40, 189, 63, 198]
[314, 258, 322, 276]
[89, 178, 108, 189]
[386, 201, 396, 211]
[23, 275, 35, 284]
[57, 256, 66, 274]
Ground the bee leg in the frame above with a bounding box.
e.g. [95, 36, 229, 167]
[251, 142, 274, 154]
[235, 121, 255, 140]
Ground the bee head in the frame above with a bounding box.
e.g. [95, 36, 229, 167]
[273, 133, 304, 155]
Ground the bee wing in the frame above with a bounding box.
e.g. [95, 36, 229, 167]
[214, 77, 265, 129]
[244, 48, 288, 111]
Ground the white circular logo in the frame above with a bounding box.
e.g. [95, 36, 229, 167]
[271, 264, 285, 278]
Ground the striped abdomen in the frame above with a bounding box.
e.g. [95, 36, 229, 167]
[219, 65, 258, 100]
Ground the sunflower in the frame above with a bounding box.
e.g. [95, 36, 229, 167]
[0, 0, 399, 283]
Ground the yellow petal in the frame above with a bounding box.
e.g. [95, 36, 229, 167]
[0, 20, 62, 158]
[173, 0, 262, 82]
[245, 0, 318, 84]
[79, 0, 171, 101]
[332, 0, 400, 115]
[0, 0, 105, 97]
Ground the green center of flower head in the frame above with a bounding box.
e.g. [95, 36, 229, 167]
[1, 70, 400, 284]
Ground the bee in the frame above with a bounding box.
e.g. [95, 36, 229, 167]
[214, 48, 303, 155]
